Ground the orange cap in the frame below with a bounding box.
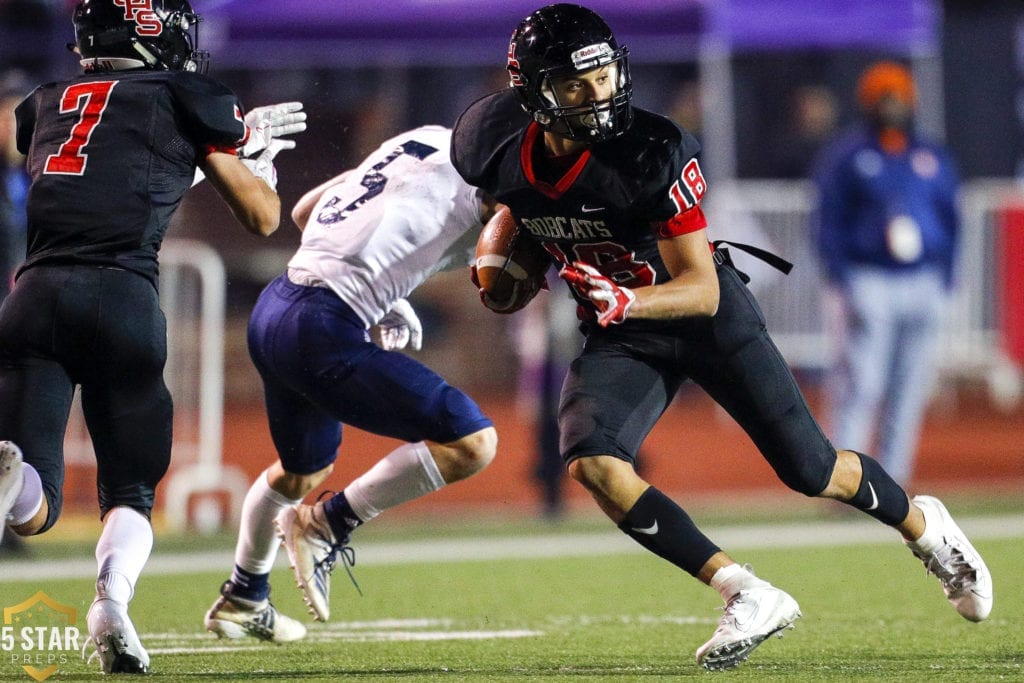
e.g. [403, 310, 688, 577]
[857, 61, 915, 111]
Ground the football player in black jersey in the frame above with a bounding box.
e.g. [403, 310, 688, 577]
[452, 3, 992, 671]
[0, 0, 305, 673]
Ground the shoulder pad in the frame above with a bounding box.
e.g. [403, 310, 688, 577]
[451, 89, 530, 191]
[596, 108, 700, 185]
[166, 72, 246, 149]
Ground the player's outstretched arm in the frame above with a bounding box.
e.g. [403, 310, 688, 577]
[201, 150, 280, 237]
[240, 101, 307, 158]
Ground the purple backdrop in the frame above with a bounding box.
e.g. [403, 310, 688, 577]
[199, 0, 937, 68]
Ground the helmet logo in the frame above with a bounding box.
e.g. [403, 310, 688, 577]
[113, 0, 163, 37]
[570, 43, 612, 70]
[507, 40, 523, 86]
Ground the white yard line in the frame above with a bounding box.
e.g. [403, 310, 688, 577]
[3, 513, 1022, 582]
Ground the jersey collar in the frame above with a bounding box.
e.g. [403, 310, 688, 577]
[519, 122, 591, 200]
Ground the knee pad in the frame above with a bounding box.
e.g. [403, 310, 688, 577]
[772, 446, 835, 497]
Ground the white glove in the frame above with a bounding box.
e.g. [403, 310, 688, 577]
[241, 138, 292, 191]
[239, 101, 307, 158]
[378, 299, 423, 351]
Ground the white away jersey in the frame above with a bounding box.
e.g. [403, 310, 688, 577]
[288, 126, 484, 326]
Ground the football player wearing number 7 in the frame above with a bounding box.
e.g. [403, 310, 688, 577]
[452, 2, 992, 671]
[0, 0, 305, 674]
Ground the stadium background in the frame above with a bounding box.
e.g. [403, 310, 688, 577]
[2, 0, 1022, 530]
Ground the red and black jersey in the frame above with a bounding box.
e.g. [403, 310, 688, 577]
[14, 69, 245, 285]
[452, 89, 709, 320]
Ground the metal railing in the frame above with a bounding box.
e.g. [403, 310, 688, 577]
[704, 178, 1023, 406]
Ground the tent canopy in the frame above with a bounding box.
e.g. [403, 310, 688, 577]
[200, 0, 937, 68]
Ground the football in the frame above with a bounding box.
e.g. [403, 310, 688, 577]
[474, 206, 551, 313]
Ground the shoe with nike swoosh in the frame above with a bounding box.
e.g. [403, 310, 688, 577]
[695, 583, 801, 670]
[905, 495, 993, 622]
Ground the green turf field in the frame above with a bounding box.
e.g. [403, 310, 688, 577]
[1, 507, 1020, 681]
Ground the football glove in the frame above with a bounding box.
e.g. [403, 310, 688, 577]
[239, 101, 307, 159]
[378, 298, 423, 351]
[241, 138, 292, 192]
[559, 262, 636, 326]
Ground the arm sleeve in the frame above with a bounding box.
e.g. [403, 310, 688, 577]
[641, 125, 709, 235]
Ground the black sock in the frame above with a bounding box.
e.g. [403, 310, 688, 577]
[618, 487, 720, 577]
[322, 492, 362, 542]
[846, 451, 910, 526]
[231, 566, 270, 602]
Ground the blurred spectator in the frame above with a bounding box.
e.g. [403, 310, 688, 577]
[0, 72, 30, 305]
[667, 78, 703, 141]
[513, 283, 580, 518]
[770, 84, 839, 178]
[812, 61, 961, 486]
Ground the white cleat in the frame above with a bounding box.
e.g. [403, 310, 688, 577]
[0, 441, 25, 544]
[906, 495, 993, 622]
[696, 584, 801, 671]
[205, 581, 307, 643]
[275, 503, 354, 622]
[83, 598, 150, 674]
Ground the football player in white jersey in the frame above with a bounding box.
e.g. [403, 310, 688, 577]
[204, 126, 500, 641]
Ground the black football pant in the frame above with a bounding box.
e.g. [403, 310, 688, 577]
[560, 261, 837, 497]
[0, 265, 172, 531]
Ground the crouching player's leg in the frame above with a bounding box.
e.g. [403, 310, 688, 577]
[205, 461, 329, 643]
[278, 426, 497, 622]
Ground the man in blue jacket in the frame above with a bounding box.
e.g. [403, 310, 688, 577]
[814, 61, 960, 486]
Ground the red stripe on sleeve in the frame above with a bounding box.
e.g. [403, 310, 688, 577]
[655, 206, 707, 238]
[203, 144, 239, 157]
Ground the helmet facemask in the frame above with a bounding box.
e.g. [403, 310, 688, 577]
[149, 7, 208, 73]
[532, 47, 632, 141]
[507, 4, 634, 142]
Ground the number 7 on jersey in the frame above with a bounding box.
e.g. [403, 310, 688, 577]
[44, 80, 118, 176]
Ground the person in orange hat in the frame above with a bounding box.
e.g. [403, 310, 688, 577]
[813, 60, 961, 488]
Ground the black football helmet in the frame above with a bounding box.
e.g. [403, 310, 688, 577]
[73, 0, 208, 73]
[507, 3, 633, 141]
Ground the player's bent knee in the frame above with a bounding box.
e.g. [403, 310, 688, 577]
[567, 455, 621, 492]
[448, 427, 498, 480]
[274, 464, 333, 499]
[775, 460, 833, 497]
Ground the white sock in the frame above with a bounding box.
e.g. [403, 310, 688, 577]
[234, 468, 300, 575]
[710, 563, 767, 601]
[907, 503, 942, 554]
[344, 442, 445, 523]
[9, 463, 43, 525]
[95, 507, 153, 604]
